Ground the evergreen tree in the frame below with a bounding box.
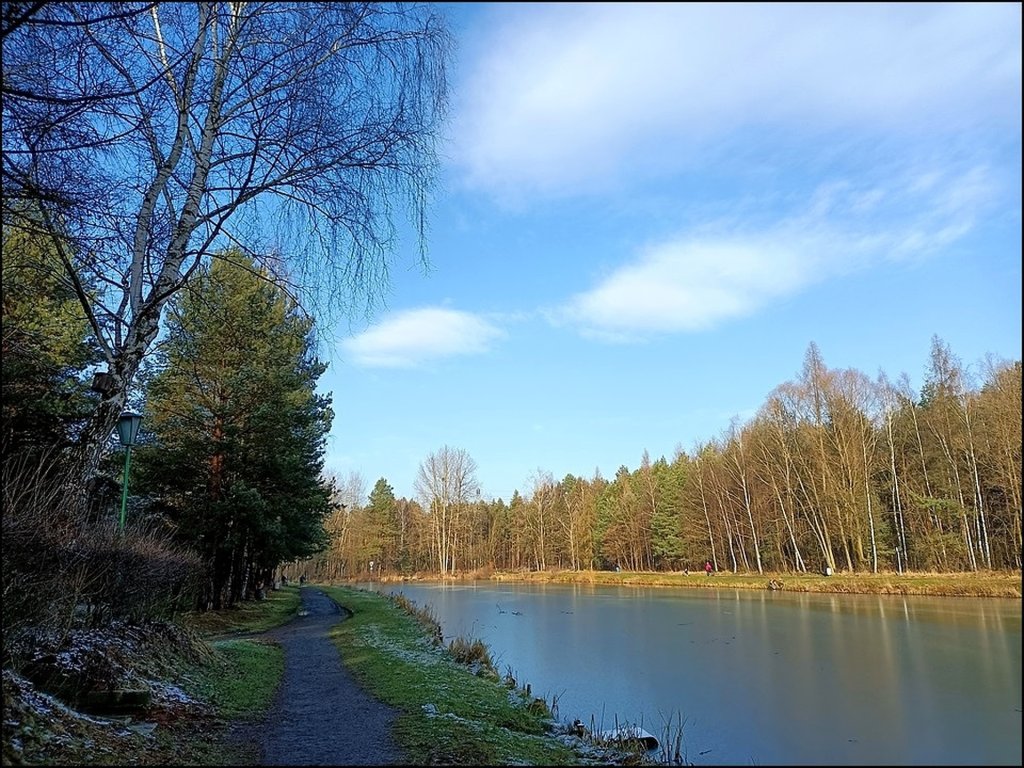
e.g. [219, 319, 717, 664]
[650, 457, 686, 569]
[137, 252, 333, 608]
[366, 477, 400, 575]
[1, 222, 99, 452]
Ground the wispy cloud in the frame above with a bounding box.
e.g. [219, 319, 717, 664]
[555, 165, 997, 339]
[342, 307, 504, 368]
[454, 3, 1020, 198]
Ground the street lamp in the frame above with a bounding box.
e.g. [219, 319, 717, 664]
[116, 409, 142, 532]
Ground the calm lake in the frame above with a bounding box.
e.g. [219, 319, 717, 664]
[369, 581, 1021, 765]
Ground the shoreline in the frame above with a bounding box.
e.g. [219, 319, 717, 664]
[351, 568, 1022, 599]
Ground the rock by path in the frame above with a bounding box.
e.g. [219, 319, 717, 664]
[255, 587, 406, 766]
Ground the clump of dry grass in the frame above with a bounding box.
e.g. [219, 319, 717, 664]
[466, 564, 495, 580]
[448, 635, 499, 681]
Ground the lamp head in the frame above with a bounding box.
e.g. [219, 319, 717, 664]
[117, 409, 143, 447]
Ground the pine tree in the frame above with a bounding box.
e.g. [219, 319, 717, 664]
[366, 477, 400, 575]
[1, 221, 99, 453]
[137, 252, 333, 608]
[650, 456, 685, 569]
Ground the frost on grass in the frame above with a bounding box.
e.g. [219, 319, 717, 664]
[2, 621, 215, 764]
[419, 703, 485, 732]
[18, 619, 209, 702]
[507, 688, 532, 708]
[1, 670, 147, 764]
[357, 623, 445, 668]
[149, 680, 201, 709]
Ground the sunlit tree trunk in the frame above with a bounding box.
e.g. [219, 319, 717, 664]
[754, 421, 806, 573]
[879, 378, 909, 573]
[726, 424, 763, 574]
[694, 456, 718, 571]
[963, 398, 992, 568]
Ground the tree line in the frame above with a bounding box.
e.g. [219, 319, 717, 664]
[303, 339, 1021, 580]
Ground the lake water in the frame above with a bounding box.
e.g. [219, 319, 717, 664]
[369, 581, 1021, 765]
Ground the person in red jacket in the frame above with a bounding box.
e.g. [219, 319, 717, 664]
[704, 560, 713, 575]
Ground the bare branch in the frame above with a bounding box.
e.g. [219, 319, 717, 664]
[2, 1, 452, 475]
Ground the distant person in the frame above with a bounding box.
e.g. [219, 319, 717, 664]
[705, 560, 713, 575]
[299, 574, 307, 584]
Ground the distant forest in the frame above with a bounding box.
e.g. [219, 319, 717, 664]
[309, 337, 1021, 579]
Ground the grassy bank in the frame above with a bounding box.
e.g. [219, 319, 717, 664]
[319, 585, 596, 765]
[171, 585, 302, 762]
[378, 568, 1022, 598]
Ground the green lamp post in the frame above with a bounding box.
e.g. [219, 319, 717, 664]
[116, 409, 143, 532]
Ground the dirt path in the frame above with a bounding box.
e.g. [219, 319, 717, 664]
[255, 587, 406, 766]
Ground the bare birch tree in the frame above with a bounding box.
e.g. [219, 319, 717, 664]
[526, 468, 556, 571]
[976, 357, 1022, 567]
[2, 2, 451, 475]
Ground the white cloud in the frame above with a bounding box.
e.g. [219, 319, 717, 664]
[342, 307, 504, 368]
[557, 165, 995, 338]
[558, 235, 816, 340]
[454, 3, 1021, 197]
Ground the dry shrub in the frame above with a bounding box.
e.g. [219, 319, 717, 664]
[67, 521, 206, 625]
[2, 450, 81, 641]
[2, 449, 205, 666]
[466, 564, 494, 580]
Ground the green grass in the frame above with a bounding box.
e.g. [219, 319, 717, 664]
[320, 585, 585, 766]
[168, 591, 295, 764]
[187, 638, 285, 719]
[183, 585, 302, 637]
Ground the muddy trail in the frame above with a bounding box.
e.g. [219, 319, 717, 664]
[252, 587, 406, 766]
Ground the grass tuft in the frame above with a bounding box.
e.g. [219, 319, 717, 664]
[448, 635, 498, 679]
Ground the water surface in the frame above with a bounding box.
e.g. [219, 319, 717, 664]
[375, 581, 1021, 765]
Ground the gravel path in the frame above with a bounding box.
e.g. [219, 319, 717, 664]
[256, 587, 406, 766]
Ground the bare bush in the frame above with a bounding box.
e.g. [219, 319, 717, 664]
[2, 449, 204, 664]
[2, 449, 88, 643]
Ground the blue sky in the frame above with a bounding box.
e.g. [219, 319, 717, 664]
[316, 2, 1022, 504]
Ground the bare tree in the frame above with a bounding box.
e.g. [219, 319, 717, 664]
[526, 468, 556, 571]
[559, 473, 595, 571]
[414, 445, 479, 576]
[2, 2, 451, 475]
[976, 357, 1022, 567]
[877, 374, 909, 574]
[723, 422, 763, 574]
